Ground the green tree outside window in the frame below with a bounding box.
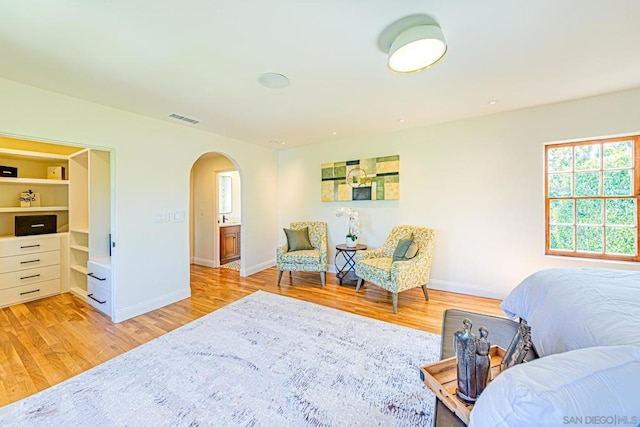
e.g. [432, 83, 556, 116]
[546, 136, 639, 261]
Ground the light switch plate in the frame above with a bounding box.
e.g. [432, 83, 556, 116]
[172, 210, 185, 222]
[154, 211, 170, 223]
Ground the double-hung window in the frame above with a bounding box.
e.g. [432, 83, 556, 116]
[545, 135, 640, 262]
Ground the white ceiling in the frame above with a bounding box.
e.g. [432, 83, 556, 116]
[1, 1, 640, 149]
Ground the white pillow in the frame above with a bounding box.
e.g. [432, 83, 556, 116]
[500, 268, 640, 356]
[469, 345, 640, 427]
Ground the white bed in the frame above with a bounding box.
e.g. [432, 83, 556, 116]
[469, 268, 640, 427]
[501, 267, 640, 356]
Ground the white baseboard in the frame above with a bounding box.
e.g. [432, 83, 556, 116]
[428, 279, 506, 300]
[242, 263, 503, 300]
[193, 257, 216, 268]
[113, 288, 191, 323]
[243, 259, 276, 277]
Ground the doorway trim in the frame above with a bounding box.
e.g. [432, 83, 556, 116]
[190, 153, 242, 272]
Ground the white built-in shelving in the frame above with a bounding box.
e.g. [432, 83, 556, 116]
[0, 177, 69, 185]
[0, 147, 70, 238]
[0, 143, 112, 317]
[0, 206, 68, 213]
[0, 146, 70, 308]
[68, 150, 111, 313]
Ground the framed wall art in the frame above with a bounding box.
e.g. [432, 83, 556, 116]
[321, 155, 399, 202]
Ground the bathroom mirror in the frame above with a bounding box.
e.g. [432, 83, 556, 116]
[218, 175, 232, 214]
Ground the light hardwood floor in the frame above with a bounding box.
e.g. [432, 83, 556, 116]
[0, 265, 502, 407]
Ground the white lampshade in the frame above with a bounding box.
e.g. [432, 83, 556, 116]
[387, 24, 447, 73]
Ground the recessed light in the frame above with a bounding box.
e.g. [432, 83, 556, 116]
[488, 100, 498, 105]
[332, 131, 337, 135]
[268, 140, 286, 146]
[398, 118, 405, 123]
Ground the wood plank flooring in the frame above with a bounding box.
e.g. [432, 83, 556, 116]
[0, 265, 503, 407]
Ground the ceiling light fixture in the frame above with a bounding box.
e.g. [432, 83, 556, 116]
[258, 73, 290, 89]
[378, 15, 447, 74]
[388, 25, 446, 73]
[488, 100, 498, 105]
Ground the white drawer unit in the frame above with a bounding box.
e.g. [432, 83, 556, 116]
[0, 279, 60, 308]
[88, 261, 111, 284]
[87, 280, 111, 316]
[0, 264, 60, 291]
[0, 234, 61, 308]
[0, 250, 60, 273]
[87, 259, 112, 317]
[0, 234, 61, 256]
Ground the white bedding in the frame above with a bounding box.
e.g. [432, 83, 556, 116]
[501, 268, 640, 357]
[470, 345, 640, 427]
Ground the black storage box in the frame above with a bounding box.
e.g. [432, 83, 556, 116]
[15, 215, 57, 236]
[0, 165, 18, 178]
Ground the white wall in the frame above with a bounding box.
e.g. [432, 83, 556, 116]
[0, 77, 279, 322]
[3, 75, 638, 315]
[279, 87, 640, 299]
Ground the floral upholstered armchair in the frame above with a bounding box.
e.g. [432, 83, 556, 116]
[354, 225, 435, 313]
[276, 221, 328, 287]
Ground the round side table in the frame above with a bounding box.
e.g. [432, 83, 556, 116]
[335, 243, 367, 285]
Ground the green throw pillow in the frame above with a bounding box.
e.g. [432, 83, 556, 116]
[392, 237, 419, 261]
[392, 238, 413, 261]
[284, 227, 314, 251]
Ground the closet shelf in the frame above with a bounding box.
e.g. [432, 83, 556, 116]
[70, 264, 88, 275]
[0, 206, 68, 213]
[0, 177, 69, 185]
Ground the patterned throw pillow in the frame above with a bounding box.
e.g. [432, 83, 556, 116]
[405, 240, 419, 259]
[284, 227, 314, 251]
[393, 236, 419, 261]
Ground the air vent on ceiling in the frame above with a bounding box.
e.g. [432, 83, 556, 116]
[169, 113, 200, 125]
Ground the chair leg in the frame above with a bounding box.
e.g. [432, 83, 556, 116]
[356, 277, 364, 292]
[277, 270, 283, 286]
[392, 292, 398, 314]
[421, 285, 429, 301]
[320, 272, 326, 288]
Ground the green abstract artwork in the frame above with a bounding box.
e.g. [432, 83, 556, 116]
[321, 155, 399, 201]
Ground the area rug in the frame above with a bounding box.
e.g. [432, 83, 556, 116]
[0, 291, 440, 426]
[219, 259, 241, 271]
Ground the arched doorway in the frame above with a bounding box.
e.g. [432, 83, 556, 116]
[189, 152, 242, 270]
